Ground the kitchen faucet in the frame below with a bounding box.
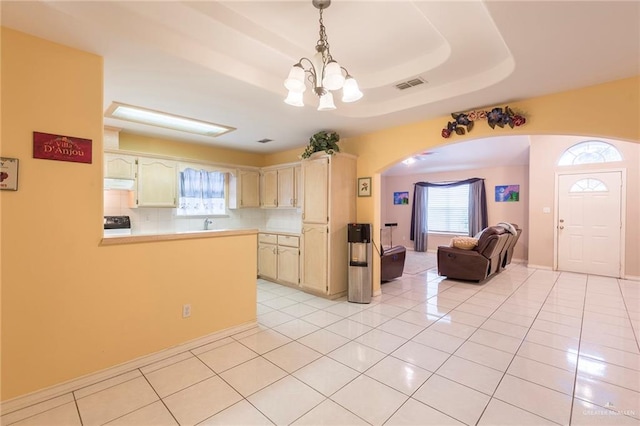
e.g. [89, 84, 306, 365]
[204, 218, 213, 230]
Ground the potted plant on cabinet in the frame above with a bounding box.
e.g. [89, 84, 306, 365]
[301, 131, 340, 159]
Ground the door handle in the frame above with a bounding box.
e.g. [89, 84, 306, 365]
[559, 226, 564, 229]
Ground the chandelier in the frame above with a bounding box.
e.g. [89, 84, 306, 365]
[284, 0, 363, 111]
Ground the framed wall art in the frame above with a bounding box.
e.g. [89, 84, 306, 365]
[495, 185, 519, 202]
[358, 177, 371, 197]
[393, 191, 409, 205]
[0, 157, 19, 191]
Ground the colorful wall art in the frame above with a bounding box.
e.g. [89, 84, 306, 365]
[495, 185, 520, 202]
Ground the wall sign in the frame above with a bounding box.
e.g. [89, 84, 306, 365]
[33, 131, 92, 164]
[0, 157, 19, 191]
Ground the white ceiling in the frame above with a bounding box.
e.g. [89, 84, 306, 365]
[383, 135, 530, 176]
[2, 1, 639, 172]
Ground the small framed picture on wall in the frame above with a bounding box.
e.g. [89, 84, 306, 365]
[0, 157, 19, 191]
[358, 177, 371, 197]
[393, 191, 409, 205]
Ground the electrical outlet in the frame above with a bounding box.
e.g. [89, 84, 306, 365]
[182, 304, 191, 318]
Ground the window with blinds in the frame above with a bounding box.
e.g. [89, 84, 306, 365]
[427, 184, 469, 234]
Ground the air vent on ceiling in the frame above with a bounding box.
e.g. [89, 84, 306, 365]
[257, 138, 273, 144]
[394, 77, 426, 91]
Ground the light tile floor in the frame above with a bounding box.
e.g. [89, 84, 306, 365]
[3, 260, 640, 425]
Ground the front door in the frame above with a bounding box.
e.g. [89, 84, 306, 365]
[557, 171, 622, 277]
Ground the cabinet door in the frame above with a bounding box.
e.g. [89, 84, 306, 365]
[262, 170, 278, 208]
[277, 167, 294, 208]
[258, 243, 277, 280]
[240, 170, 260, 208]
[294, 165, 302, 208]
[302, 157, 328, 223]
[136, 158, 177, 207]
[104, 153, 136, 179]
[277, 246, 299, 285]
[301, 224, 328, 293]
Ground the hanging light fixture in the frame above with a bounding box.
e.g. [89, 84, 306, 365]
[284, 0, 363, 111]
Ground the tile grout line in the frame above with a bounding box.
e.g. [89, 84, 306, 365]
[567, 277, 640, 422]
[617, 277, 640, 354]
[374, 268, 538, 425]
[472, 269, 568, 425]
[566, 274, 589, 426]
[73, 391, 84, 426]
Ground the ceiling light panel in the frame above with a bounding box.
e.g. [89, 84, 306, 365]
[105, 102, 235, 137]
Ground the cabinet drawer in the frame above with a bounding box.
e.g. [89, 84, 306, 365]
[259, 233, 278, 244]
[277, 235, 299, 248]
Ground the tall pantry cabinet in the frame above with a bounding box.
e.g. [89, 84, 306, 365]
[300, 153, 356, 297]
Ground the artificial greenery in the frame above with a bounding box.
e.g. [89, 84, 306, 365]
[301, 131, 340, 159]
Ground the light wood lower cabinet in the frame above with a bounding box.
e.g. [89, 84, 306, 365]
[257, 232, 299, 285]
[277, 246, 299, 285]
[258, 243, 277, 281]
[300, 224, 328, 294]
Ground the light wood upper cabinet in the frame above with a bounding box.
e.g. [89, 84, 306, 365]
[294, 165, 302, 208]
[301, 157, 329, 223]
[262, 169, 278, 208]
[136, 157, 177, 207]
[104, 153, 136, 180]
[229, 169, 260, 209]
[240, 170, 260, 207]
[260, 165, 298, 209]
[277, 167, 295, 208]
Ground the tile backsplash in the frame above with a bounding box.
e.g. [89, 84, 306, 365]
[104, 190, 302, 235]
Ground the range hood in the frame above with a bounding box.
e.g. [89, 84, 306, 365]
[104, 178, 135, 190]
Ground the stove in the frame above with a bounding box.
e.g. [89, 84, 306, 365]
[104, 216, 132, 236]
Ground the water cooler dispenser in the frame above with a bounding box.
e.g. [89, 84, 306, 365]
[348, 223, 373, 303]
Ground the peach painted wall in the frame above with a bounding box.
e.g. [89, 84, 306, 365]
[1, 26, 638, 401]
[341, 76, 639, 292]
[1, 28, 257, 401]
[119, 132, 265, 167]
[381, 164, 529, 260]
[528, 135, 639, 277]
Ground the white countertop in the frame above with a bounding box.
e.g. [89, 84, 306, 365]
[100, 228, 259, 246]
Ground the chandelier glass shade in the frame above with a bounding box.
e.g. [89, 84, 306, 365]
[284, 0, 363, 110]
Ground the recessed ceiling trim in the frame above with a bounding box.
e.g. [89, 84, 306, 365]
[105, 102, 236, 138]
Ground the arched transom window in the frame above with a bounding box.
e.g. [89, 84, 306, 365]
[569, 178, 608, 192]
[558, 140, 622, 166]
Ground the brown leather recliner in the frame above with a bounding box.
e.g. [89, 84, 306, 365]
[381, 245, 406, 281]
[497, 223, 522, 268]
[437, 226, 509, 282]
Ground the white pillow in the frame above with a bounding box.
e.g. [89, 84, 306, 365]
[497, 222, 517, 234]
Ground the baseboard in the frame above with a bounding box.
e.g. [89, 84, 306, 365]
[526, 263, 553, 270]
[0, 321, 258, 414]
